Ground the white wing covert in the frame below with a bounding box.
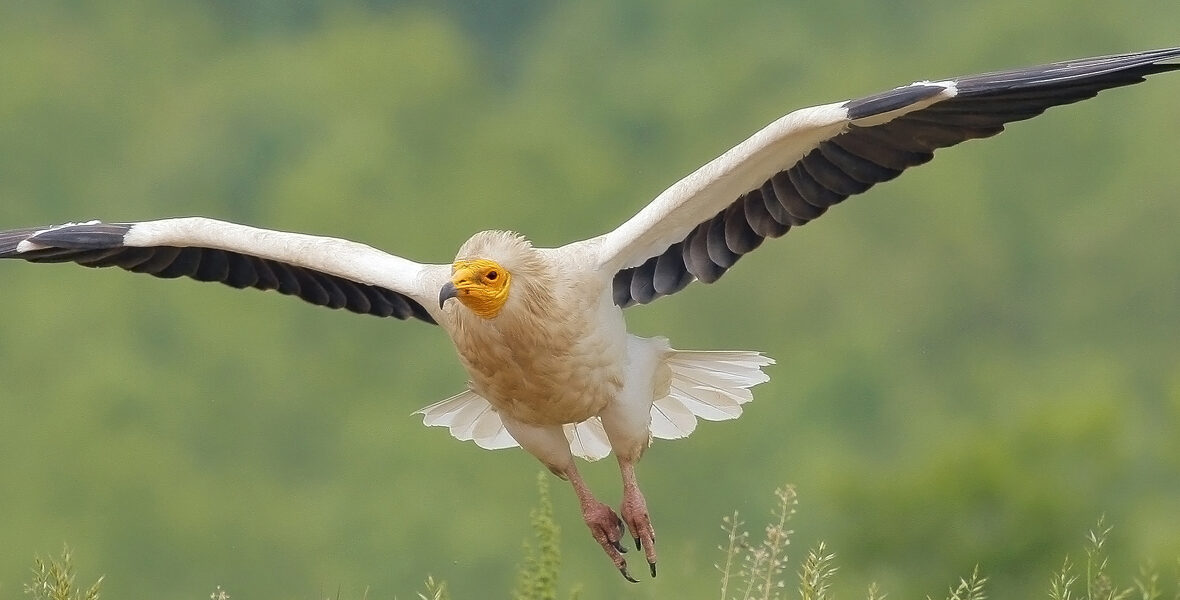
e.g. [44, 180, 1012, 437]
[0, 217, 446, 322]
[597, 48, 1180, 308]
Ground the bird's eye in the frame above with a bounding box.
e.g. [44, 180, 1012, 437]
[486, 270, 498, 281]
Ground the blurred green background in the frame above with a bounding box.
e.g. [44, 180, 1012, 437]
[1, 1, 1178, 598]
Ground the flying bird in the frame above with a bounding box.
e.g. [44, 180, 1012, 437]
[3, 47, 1178, 581]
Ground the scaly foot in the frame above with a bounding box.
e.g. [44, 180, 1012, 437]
[580, 498, 639, 582]
[621, 482, 657, 577]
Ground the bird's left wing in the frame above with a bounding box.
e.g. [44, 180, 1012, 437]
[594, 47, 1180, 307]
[0, 217, 447, 323]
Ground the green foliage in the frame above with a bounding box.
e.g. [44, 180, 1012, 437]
[717, 484, 798, 600]
[715, 485, 837, 600]
[417, 576, 449, 600]
[718, 511, 750, 599]
[931, 567, 987, 600]
[16, 491, 1180, 599]
[865, 582, 886, 600]
[511, 473, 580, 600]
[798, 543, 838, 600]
[715, 486, 1180, 600]
[1049, 520, 1180, 600]
[22, 546, 102, 600]
[512, 473, 561, 600]
[1083, 517, 1133, 600]
[1048, 516, 1165, 600]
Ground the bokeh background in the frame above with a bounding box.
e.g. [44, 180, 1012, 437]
[1, 1, 1178, 598]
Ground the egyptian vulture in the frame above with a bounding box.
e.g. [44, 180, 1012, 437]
[3, 48, 1178, 582]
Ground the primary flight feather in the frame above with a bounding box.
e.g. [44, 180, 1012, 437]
[3, 47, 1178, 582]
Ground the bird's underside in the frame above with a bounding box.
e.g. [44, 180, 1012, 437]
[2, 47, 1178, 582]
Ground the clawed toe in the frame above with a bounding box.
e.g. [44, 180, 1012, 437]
[579, 499, 638, 579]
[621, 490, 658, 578]
[634, 534, 658, 578]
[619, 565, 639, 583]
[568, 464, 658, 581]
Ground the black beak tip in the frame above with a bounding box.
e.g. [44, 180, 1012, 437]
[438, 281, 458, 309]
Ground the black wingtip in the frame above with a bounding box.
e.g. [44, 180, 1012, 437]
[846, 84, 947, 121]
[0, 228, 40, 257]
[954, 47, 1180, 96]
[27, 222, 130, 250]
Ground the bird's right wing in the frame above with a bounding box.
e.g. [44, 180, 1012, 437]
[0, 217, 448, 323]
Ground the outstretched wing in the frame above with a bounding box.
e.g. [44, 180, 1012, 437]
[0, 217, 447, 323]
[597, 47, 1180, 307]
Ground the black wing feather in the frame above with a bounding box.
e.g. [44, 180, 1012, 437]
[0, 222, 435, 323]
[613, 48, 1180, 307]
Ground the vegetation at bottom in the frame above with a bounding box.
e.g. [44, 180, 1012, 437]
[21, 547, 101, 600]
[19, 479, 1179, 600]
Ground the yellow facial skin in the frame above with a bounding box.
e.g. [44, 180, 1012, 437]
[446, 258, 511, 319]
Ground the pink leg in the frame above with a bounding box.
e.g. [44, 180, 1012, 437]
[499, 416, 646, 582]
[566, 464, 640, 582]
[619, 458, 657, 576]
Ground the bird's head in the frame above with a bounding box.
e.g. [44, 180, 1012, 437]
[439, 230, 536, 320]
[438, 257, 511, 319]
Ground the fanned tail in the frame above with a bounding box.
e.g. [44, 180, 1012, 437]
[414, 390, 613, 460]
[414, 348, 773, 458]
[649, 349, 774, 440]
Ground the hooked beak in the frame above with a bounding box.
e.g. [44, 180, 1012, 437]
[438, 281, 459, 309]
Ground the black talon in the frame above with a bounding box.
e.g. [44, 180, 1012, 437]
[611, 539, 627, 553]
[650, 562, 657, 577]
[619, 566, 639, 584]
[634, 536, 642, 551]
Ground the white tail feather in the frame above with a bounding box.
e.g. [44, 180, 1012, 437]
[414, 349, 773, 457]
[563, 418, 613, 461]
[651, 350, 774, 439]
[650, 395, 699, 439]
[414, 390, 517, 450]
[669, 386, 742, 420]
